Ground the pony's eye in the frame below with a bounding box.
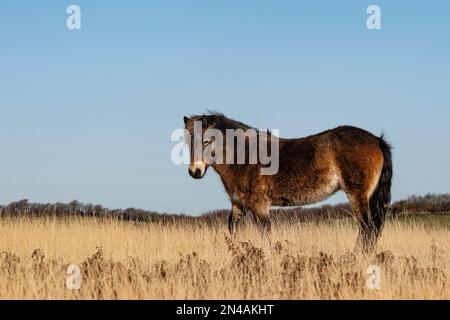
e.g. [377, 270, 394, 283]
[203, 140, 211, 145]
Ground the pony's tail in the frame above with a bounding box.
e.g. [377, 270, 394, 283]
[369, 134, 393, 236]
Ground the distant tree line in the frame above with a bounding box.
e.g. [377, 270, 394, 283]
[390, 193, 450, 215]
[0, 193, 449, 224]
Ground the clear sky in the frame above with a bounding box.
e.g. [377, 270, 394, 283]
[0, 1, 449, 214]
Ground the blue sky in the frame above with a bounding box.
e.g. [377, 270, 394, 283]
[0, 1, 449, 214]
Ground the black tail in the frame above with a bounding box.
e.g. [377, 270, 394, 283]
[369, 134, 393, 237]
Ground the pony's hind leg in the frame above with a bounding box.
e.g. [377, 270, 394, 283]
[348, 194, 378, 253]
[253, 213, 271, 234]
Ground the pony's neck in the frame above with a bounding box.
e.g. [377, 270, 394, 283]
[211, 163, 240, 187]
[208, 115, 269, 184]
[211, 163, 232, 177]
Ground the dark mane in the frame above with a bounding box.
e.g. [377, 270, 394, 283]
[185, 111, 253, 133]
[184, 111, 275, 137]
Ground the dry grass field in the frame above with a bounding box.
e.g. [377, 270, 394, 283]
[0, 215, 448, 300]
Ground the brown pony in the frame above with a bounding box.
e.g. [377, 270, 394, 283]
[183, 112, 392, 251]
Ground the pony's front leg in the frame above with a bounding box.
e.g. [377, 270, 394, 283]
[254, 213, 271, 234]
[249, 203, 271, 236]
[228, 202, 244, 237]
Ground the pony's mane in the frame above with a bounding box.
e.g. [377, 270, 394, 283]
[185, 111, 270, 134]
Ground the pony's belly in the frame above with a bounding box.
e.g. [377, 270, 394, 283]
[271, 175, 341, 206]
[273, 190, 338, 207]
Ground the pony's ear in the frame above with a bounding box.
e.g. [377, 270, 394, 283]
[183, 116, 189, 125]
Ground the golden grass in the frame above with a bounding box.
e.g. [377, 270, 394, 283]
[0, 215, 448, 300]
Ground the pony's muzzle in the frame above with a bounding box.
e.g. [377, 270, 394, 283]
[189, 168, 203, 179]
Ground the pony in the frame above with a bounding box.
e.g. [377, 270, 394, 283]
[183, 112, 392, 251]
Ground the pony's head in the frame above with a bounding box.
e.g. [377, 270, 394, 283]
[183, 113, 224, 179]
